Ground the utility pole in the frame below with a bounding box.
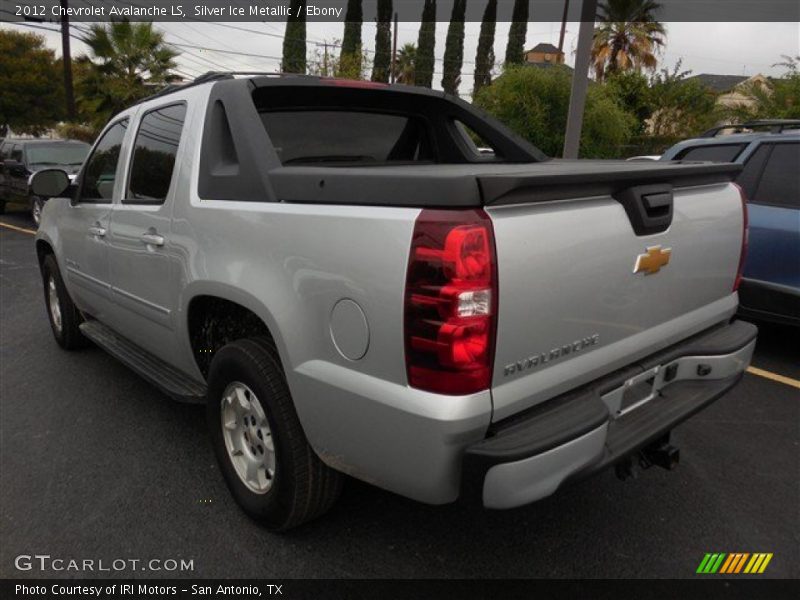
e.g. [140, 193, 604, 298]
[562, 0, 597, 159]
[60, 0, 75, 119]
[390, 11, 398, 83]
[558, 0, 570, 54]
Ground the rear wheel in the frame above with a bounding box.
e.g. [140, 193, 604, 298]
[207, 337, 342, 530]
[41, 254, 88, 350]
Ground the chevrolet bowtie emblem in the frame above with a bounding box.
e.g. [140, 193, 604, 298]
[633, 245, 672, 275]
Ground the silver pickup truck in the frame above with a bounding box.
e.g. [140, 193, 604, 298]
[33, 74, 756, 530]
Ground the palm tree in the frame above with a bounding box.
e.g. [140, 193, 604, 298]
[591, 0, 666, 81]
[78, 21, 178, 125]
[393, 43, 417, 84]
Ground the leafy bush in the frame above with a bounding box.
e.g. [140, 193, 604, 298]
[646, 61, 719, 137]
[55, 122, 98, 144]
[474, 65, 636, 158]
[604, 71, 653, 135]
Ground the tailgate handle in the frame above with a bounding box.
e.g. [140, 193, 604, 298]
[614, 184, 673, 236]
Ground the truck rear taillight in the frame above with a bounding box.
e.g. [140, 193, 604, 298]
[732, 183, 749, 292]
[404, 209, 497, 395]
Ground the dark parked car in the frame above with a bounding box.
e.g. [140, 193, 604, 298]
[661, 120, 800, 326]
[0, 138, 90, 226]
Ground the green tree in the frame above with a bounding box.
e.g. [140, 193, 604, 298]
[504, 0, 529, 66]
[647, 61, 718, 138]
[308, 40, 370, 80]
[473, 0, 497, 97]
[393, 43, 417, 84]
[441, 0, 467, 95]
[338, 45, 371, 80]
[415, 0, 437, 87]
[605, 70, 652, 134]
[0, 30, 64, 135]
[371, 0, 393, 82]
[340, 0, 363, 76]
[474, 65, 636, 158]
[722, 55, 800, 121]
[282, 0, 307, 74]
[591, 0, 666, 81]
[77, 21, 178, 127]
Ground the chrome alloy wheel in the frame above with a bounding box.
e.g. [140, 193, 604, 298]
[32, 198, 44, 227]
[48, 276, 62, 333]
[221, 381, 276, 494]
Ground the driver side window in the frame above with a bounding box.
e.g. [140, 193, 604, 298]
[78, 119, 129, 203]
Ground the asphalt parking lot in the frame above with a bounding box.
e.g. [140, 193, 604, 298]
[1, 208, 798, 580]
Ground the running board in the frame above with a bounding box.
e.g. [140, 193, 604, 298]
[80, 320, 207, 403]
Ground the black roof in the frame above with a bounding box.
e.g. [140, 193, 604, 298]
[686, 73, 750, 92]
[528, 43, 562, 54]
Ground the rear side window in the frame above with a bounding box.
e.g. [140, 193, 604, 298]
[10, 145, 22, 161]
[735, 145, 771, 200]
[126, 103, 187, 204]
[453, 120, 499, 159]
[677, 144, 745, 162]
[79, 119, 128, 203]
[260, 110, 434, 165]
[751, 143, 799, 208]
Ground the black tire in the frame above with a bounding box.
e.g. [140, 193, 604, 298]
[207, 337, 342, 531]
[41, 254, 88, 350]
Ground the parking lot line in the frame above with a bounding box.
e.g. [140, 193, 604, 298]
[2, 218, 799, 392]
[0, 220, 36, 235]
[747, 366, 800, 390]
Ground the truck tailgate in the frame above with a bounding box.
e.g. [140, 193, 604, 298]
[485, 169, 744, 422]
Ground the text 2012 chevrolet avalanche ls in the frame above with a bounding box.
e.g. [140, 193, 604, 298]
[32, 74, 756, 530]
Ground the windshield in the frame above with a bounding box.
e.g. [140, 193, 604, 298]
[26, 143, 90, 167]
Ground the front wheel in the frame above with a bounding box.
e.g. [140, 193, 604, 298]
[41, 254, 88, 350]
[207, 337, 342, 531]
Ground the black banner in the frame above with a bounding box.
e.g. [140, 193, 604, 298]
[1, 0, 799, 23]
[3, 579, 800, 600]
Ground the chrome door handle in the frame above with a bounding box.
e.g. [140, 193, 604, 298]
[140, 232, 165, 247]
[88, 225, 106, 237]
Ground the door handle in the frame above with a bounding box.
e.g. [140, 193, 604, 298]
[88, 225, 106, 237]
[140, 232, 165, 247]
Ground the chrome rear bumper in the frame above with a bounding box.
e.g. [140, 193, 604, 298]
[463, 320, 757, 509]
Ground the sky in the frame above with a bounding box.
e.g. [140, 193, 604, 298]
[2, 20, 798, 99]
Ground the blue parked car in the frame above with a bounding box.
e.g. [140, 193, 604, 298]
[661, 120, 800, 326]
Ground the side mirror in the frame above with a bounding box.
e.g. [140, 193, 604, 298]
[31, 169, 70, 198]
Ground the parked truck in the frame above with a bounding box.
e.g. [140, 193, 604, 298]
[33, 74, 756, 530]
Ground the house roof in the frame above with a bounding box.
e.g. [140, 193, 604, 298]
[527, 43, 563, 54]
[686, 74, 751, 93]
